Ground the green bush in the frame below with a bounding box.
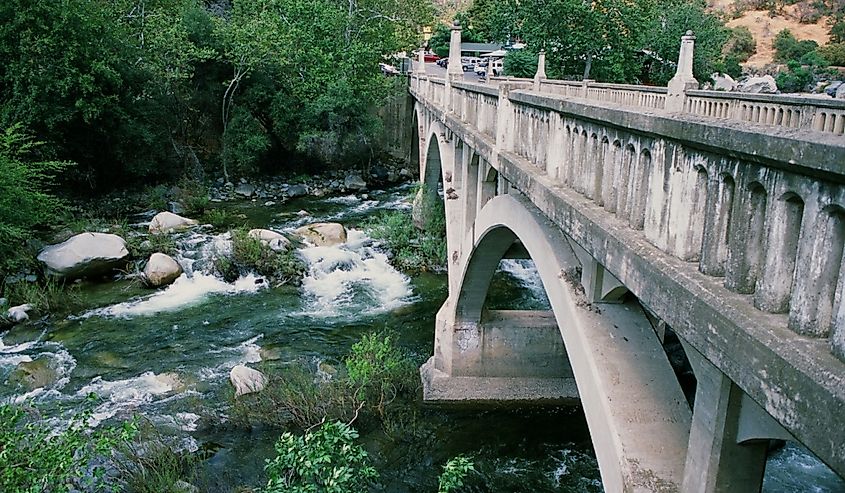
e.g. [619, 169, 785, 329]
[438, 455, 476, 493]
[113, 421, 199, 493]
[262, 421, 377, 493]
[724, 26, 756, 63]
[0, 124, 71, 278]
[365, 188, 446, 272]
[818, 43, 845, 66]
[774, 29, 819, 62]
[228, 228, 306, 285]
[776, 60, 816, 92]
[3, 277, 81, 314]
[503, 50, 538, 78]
[345, 331, 417, 415]
[0, 400, 137, 493]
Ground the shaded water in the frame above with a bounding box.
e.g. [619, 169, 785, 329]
[1, 186, 842, 492]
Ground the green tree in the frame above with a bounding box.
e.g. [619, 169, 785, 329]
[724, 26, 756, 62]
[774, 29, 819, 62]
[0, 125, 70, 277]
[504, 49, 538, 77]
[819, 43, 845, 66]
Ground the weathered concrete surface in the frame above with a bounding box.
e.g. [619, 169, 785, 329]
[411, 81, 845, 477]
[429, 193, 691, 492]
[493, 151, 845, 476]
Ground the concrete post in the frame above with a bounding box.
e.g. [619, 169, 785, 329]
[680, 342, 768, 493]
[666, 31, 699, 112]
[533, 50, 547, 90]
[447, 20, 463, 79]
[416, 46, 426, 74]
[486, 56, 493, 83]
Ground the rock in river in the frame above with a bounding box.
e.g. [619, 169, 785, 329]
[37, 232, 129, 278]
[7, 304, 33, 323]
[344, 173, 367, 191]
[149, 211, 198, 233]
[229, 365, 267, 397]
[248, 228, 291, 252]
[143, 253, 183, 287]
[294, 222, 347, 246]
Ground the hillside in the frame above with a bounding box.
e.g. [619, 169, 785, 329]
[708, 1, 832, 66]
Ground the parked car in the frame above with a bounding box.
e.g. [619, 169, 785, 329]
[462, 57, 482, 71]
[436, 57, 449, 67]
[475, 59, 503, 77]
[424, 53, 440, 63]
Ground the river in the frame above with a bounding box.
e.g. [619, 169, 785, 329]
[0, 185, 841, 492]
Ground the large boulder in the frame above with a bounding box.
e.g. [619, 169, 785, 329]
[344, 173, 367, 191]
[248, 229, 291, 252]
[234, 183, 256, 198]
[287, 184, 308, 198]
[711, 73, 737, 92]
[143, 253, 183, 287]
[294, 222, 347, 247]
[229, 365, 266, 397]
[836, 83, 845, 100]
[149, 211, 198, 233]
[824, 80, 842, 97]
[37, 232, 129, 278]
[7, 304, 33, 323]
[739, 75, 778, 94]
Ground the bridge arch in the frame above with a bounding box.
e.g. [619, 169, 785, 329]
[432, 193, 691, 491]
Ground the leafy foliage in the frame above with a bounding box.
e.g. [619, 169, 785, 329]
[262, 421, 378, 493]
[346, 331, 417, 415]
[774, 29, 819, 62]
[503, 50, 539, 78]
[0, 399, 137, 493]
[0, 124, 70, 278]
[365, 187, 446, 272]
[776, 60, 817, 92]
[438, 455, 476, 493]
[227, 228, 306, 284]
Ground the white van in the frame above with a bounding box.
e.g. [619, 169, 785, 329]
[475, 59, 504, 77]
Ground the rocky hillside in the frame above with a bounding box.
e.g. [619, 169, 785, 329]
[708, 0, 835, 66]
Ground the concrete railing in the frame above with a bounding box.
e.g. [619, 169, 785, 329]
[686, 90, 845, 135]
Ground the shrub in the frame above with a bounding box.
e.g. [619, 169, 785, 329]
[774, 29, 819, 62]
[0, 399, 137, 493]
[229, 228, 306, 285]
[438, 455, 476, 493]
[202, 208, 240, 230]
[262, 421, 377, 493]
[503, 50, 538, 78]
[818, 43, 845, 66]
[776, 60, 816, 92]
[365, 187, 446, 272]
[0, 124, 71, 278]
[113, 421, 199, 493]
[724, 26, 756, 63]
[345, 331, 417, 415]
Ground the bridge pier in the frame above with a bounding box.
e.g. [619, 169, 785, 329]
[681, 343, 793, 493]
[421, 305, 579, 404]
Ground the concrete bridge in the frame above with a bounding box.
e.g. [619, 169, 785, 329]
[385, 23, 845, 493]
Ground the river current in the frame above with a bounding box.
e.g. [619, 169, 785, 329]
[0, 185, 841, 492]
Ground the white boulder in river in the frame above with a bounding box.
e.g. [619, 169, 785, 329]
[294, 222, 347, 247]
[229, 365, 267, 397]
[143, 253, 183, 287]
[248, 229, 291, 252]
[149, 211, 198, 233]
[7, 304, 33, 323]
[37, 232, 129, 278]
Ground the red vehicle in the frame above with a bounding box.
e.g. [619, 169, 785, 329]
[423, 53, 440, 63]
